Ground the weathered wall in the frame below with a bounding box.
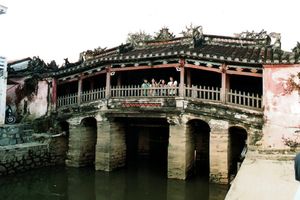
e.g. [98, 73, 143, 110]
[6, 77, 26, 115]
[27, 81, 49, 119]
[6, 78, 50, 121]
[263, 65, 300, 149]
[0, 135, 67, 176]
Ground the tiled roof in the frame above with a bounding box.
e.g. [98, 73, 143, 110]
[55, 31, 298, 76]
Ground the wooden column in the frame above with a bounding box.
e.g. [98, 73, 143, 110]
[77, 75, 82, 105]
[90, 79, 94, 90]
[105, 66, 111, 98]
[187, 69, 191, 87]
[179, 59, 185, 97]
[51, 78, 57, 110]
[117, 73, 122, 87]
[221, 64, 230, 102]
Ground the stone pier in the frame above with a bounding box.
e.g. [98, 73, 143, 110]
[66, 118, 97, 167]
[95, 119, 126, 171]
[168, 118, 194, 180]
[209, 119, 229, 184]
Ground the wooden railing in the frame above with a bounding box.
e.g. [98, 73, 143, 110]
[57, 93, 78, 107]
[185, 85, 221, 102]
[227, 89, 262, 109]
[57, 85, 262, 110]
[111, 85, 179, 98]
[81, 88, 105, 103]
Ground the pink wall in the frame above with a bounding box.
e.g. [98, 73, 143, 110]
[6, 77, 27, 112]
[6, 77, 50, 121]
[27, 81, 49, 119]
[263, 65, 300, 149]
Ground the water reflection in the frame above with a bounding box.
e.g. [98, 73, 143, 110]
[0, 163, 228, 200]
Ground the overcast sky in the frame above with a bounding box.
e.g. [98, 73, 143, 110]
[1, 0, 300, 65]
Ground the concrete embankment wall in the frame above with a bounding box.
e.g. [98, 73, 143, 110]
[225, 152, 298, 200]
[0, 136, 67, 176]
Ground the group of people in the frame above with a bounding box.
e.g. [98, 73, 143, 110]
[141, 76, 178, 96]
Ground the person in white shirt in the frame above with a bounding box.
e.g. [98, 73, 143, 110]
[167, 76, 177, 95]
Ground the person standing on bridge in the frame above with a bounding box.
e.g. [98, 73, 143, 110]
[294, 152, 300, 199]
[159, 79, 167, 96]
[150, 78, 158, 96]
[141, 78, 150, 96]
[167, 76, 177, 96]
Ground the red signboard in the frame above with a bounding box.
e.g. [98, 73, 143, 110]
[122, 102, 161, 107]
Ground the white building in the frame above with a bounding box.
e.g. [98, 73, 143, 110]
[0, 5, 7, 125]
[0, 57, 7, 125]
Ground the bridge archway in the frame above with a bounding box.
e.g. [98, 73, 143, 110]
[228, 126, 248, 176]
[187, 119, 211, 177]
[79, 117, 97, 166]
[57, 120, 70, 161]
[58, 121, 70, 137]
[55, 121, 70, 163]
[122, 118, 169, 175]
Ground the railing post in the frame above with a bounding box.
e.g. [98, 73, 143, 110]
[77, 75, 82, 105]
[179, 58, 185, 97]
[187, 69, 191, 97]
[105, 66, 111, 99]
[52, 78, 57, 110]
[220, 64, 229, 103]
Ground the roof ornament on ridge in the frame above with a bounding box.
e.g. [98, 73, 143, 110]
[235, 29, 268, 40]
[181, 24, 204, 48]
[154, 27, 175, 41]
[80, 47, 107, 61]
[62, 58, 83, 69]
[269, 32, 281, 49]
[292, 42, 300, 59]
[234, 29, 282, 49]
[181, 24, 203, 39]
[126, 31, 153, 47]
